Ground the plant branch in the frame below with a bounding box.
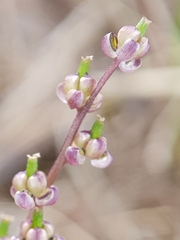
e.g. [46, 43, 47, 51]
[47, 57, 120, 186]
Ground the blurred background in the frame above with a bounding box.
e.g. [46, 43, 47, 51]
[1, 0, 180, 239]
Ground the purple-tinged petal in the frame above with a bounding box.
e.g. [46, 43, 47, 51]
[73, 130, 91, 148]
[136, 36, 150, 58]
[101, 33, 118, 58]
[26, 228, 48, 240]
[88, 93, 103, 113]
[91, 151, 113, 168]
[85, 136, 107, 159]
[43, 220, 55, 238]
[54, 236, 66, 240]
[12, 171, 27, 191]
[10, 186, 16, 198]
[27, 171, 47, 197]
[14, 191, 35, 210]
[20, 219, 32, 238]
[66, 89, 85, 109]
[63, 74, 79, 93]
[119, 58, 142, 73]
[117, 26, 140, 46]
[65, 146, 86, 165]
[116, 39, 139, 62]
[56, 82, 67, 103]
[35, 185, 59, 206]
[79, 75, 96, 97]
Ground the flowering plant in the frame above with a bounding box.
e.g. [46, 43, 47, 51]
[0, 16, 151, 239]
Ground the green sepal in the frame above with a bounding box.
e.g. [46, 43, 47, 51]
[91, 115, 105, 139]
[78, 56, 93, 78]
[0, 218, 12, 237]
[32, 208, 43, 228]
[26, 154, 40, 178]
[136, 16, 151, 38]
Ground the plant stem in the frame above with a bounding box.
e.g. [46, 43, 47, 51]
[47, 57, 120, 186]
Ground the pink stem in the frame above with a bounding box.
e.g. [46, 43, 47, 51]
[47, 58, 120, 186]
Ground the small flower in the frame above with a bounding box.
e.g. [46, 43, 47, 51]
[101, 16, 151, 73]
[11, 155, 59, 210]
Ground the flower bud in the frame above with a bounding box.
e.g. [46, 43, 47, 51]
[88, 93, 103, 113]
[85, 136, 107, 159]
[12, 171, 27, 191]
[27, 171, 47, 197]
[91, 151, 113, 168]
[65, 146, 86, 165]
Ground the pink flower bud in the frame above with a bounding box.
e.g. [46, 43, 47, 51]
[73, 130, 91, 148]
[66, 89, 85, 109]
[65, 146, 86, 165]
[26, 228, 48, 240]
[14, 191, 35, 210]
[91, 151, 113, 168]
[27, 171, 47, 197]
[12, 171, 27, 191]
[35, 185, 59, 206]
[85, 136, 107, 159]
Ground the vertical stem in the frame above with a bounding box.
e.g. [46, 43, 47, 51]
[47, 58, 120, 186]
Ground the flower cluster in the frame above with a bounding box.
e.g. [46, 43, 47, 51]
[10, 154, 58, 210]
[20, 218, 65, 240]
[65, 115, 113, 168]
[101, 16, 151, 72]
[56, 56, 103, 112]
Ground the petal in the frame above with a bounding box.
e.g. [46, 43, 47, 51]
[65, 146, 86, 165]
[101, 33, 118, 58]
[63, 74, 79, 93]
[26, 228, 48, 240]
[54, 236, 66, 240]
[79, 75, 96, 97]
[91, 151, 113, 168]
[85, 137, 107, 159]
[73, 130, 91, 148]
[66, 89, 85, 109]
[116, 39, 139, 62]
[10, 186, 16, 198]
[56, 82, 67, 103]
[43, 220, 55, 238]
[20, 219, 32, 238]
[136, 36, 150, 58]
[117, 26, 140, 46]
[12, 171, 27, 191]
[14, 191, 35, 210]
[88, 93, 103, 113]
[27, 171, 47, 197]
[119, 58, 142, 73]
[35, 185, 59, 206]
